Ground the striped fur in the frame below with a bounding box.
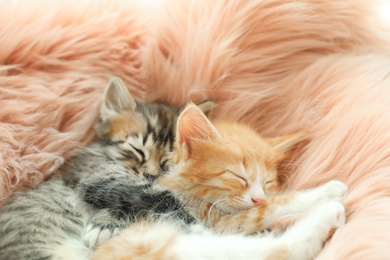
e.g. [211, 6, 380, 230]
[0, 76, 212, 259]
[92, 104, 348, 260]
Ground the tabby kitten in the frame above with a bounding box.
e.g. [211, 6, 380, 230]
[0, 76, 213, 260]
[92, 103, 348, 260]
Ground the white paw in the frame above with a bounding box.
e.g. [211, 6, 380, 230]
[315, 201, 346, 228]
[283, 201, 346, 260]
[320, 180, 348, 201]
[83, 225, 117, 248]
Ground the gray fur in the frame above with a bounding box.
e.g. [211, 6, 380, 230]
[0, 76, 211, 259]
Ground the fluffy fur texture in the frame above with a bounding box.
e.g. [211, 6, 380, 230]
[91, 103, 348, 260]
[1, 0, 390, 258]
[0, 76, 194, 259]
[0, 76, 347, 260]
[160, 103, 311, 232]
[92, 200, 345, 260]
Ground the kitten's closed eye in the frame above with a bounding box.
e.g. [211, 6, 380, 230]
[160, 159, 170, 172]
[264, 180, 276, 189]
[226, 171, 248, 186]
[130, 144, 145, 161]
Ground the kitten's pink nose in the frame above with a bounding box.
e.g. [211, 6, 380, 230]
[251, 198, 264, 206]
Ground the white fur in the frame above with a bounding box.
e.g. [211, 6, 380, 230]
[168, 201, 345, 260]
[263, 180, 348, 227]
[95, 181, 348, 260]
[52, 238, 90, 260]
[83, 224, 117, 248]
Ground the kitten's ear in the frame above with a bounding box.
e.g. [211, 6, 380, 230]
[270, 131, 309, 156]
[100, 75, 137, 120]
[196, 99, 215, 117]
[177, 103, 220, 156]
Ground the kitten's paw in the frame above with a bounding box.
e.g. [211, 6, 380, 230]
[320, 180, 348, 201]
[83, 225, 118, 248]
[315, 201, 346, 243]
[319, 201, 346, 228]
[282, 202, 346, 260]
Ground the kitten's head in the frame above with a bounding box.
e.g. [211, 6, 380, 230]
[94, 75, 214, 181]
[172, 103, 308, 213]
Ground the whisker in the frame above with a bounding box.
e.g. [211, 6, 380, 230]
[207, 197, 230, 221]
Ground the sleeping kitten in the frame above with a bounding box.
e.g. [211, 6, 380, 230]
[0, 76, 214, 260]
[159, 104, 348, 235]
[92, 103, 348, 260]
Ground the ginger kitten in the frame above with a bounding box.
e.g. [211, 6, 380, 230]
[159, 104, 307, 233]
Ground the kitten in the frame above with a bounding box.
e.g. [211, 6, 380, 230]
[0, 76, 213, 260]
[92, 103, 348, 260]
[159, 104, 347, 235]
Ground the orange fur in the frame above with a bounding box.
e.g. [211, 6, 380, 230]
[2, 0, 390, 257]
[108, 112, 145, 140]
[159, 104, 307, 234]
[91, 222, 178, 260]
[266, 247, 289, 260]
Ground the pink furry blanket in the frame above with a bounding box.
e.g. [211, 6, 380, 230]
[1, 0, 390, 258]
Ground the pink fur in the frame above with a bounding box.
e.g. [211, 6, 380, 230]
[1, 0, 390, 258]
[0, 0, 147, 200]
